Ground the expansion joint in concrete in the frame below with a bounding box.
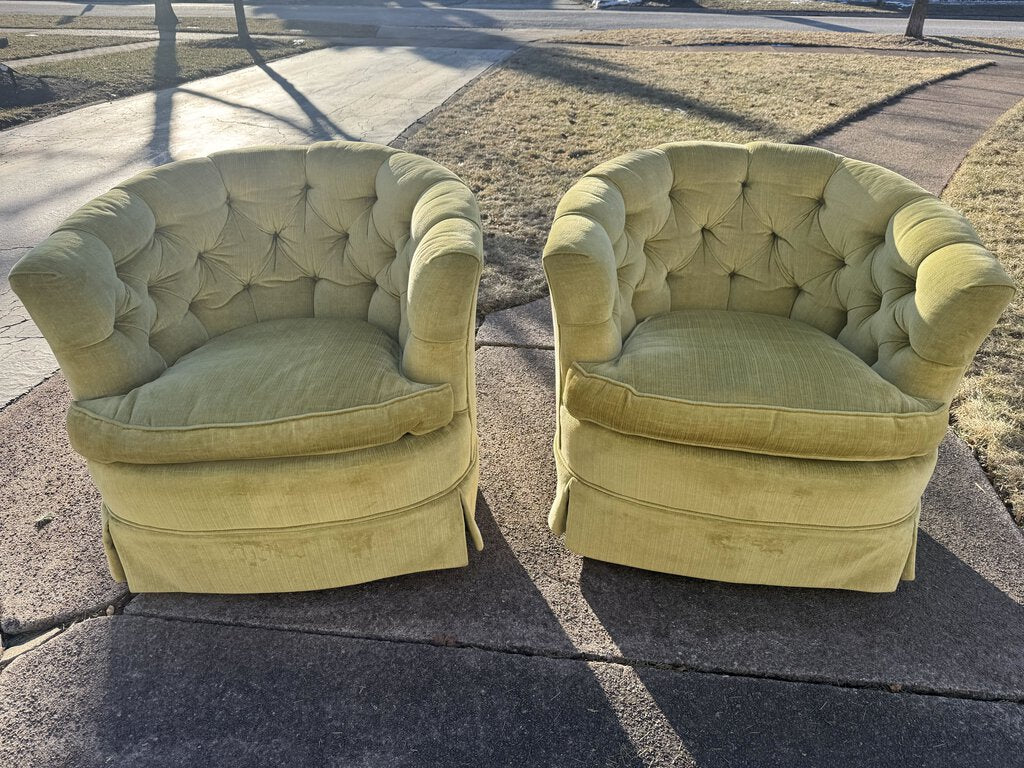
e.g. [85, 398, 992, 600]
[124, 610, 1024, 707]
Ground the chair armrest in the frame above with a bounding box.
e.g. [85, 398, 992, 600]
[9, 229, 166, 400]
[871, 197, 1015, 403]
[401, 181, 483, 413]
[543, 176, 628, 391]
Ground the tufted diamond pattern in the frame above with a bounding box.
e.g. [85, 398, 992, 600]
[544, 141, 1015, 403]
[12, 142, 484, 403]
[584, 143, 920, 342]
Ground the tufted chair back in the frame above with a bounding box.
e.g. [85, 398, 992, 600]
[11, 142, 482, 402]
[544, 141, 1014, 403]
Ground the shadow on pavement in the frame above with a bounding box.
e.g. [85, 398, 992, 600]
[0, 615, 648, 766]
[581, 530, 1024, 700]
[635, 659, 1024, 768]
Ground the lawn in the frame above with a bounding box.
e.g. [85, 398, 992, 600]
[0, 31, 149, 60]
[0, 14, 377, 38]
[645, 0, 898, 12]
[553, 28, 1024, 57]
[1, 36, 326, 129]
[400, 46, 984, 314]
[944, 99, 1024, 523]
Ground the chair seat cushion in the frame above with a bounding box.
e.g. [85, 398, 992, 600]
[563, 310, 948, 461]
[69, 317, 454, 464]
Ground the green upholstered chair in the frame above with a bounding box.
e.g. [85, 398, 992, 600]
[10, 141, 484, 594]
[543, 141, 1014, 592]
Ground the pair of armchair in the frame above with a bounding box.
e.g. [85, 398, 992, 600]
[11, 140, 1013, 595]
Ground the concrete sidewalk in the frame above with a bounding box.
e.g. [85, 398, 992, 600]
[2, 313, 1023, 766]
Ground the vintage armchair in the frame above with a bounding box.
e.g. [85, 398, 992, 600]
[543, 141, 1014, 592]
[11, 141, 484, 593]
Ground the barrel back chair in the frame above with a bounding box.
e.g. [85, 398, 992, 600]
[11, 141, 484, 593]
[543, 141, 1014, 592]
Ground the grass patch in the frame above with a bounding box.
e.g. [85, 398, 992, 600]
[943, 99, 1024, 523]
[0, 14, 377, 38]
[554, 28, 1024, 57]
[401, 46, 982, 314]
[1, 36, 325, 129]
[0, 31, 149, 60]
[644, 0, 898, 13]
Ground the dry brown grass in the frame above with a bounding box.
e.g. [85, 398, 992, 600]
[553, 28, 1024, 57]
[1, 36, 326, 129]
[944, 99, 1024, 522]
[644, 0, 898, 12]
[0, 14, 377, 38]
[0, 31, 147, 60]
[402, 46, 982, 314]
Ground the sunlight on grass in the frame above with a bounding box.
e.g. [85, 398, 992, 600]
[944, 99, 1024, 522]
[554, 28, 1024, 57]
[1, 36, 325, 128]
[0, 32, 148, 60]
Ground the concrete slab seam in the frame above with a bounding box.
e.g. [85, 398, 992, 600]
[123, 609, 1024, 706]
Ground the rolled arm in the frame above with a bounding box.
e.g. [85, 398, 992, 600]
[873, 197, 1015, 403]
[402, 180, 483, 413]
[542, 175, 628, 389]
[9, 228, 165, 401]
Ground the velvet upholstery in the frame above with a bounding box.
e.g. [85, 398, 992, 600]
[11, 141, 484, 593]
[544, 141, 1014, 591]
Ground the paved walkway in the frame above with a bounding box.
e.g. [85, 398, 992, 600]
[812, 59, 1024, 194]
[3, 297, 1024, 765]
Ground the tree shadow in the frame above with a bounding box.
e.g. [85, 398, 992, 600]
[43, 612, 646, 765]
[579, 528, 1024, 699]
[248, 0, 791, 135]
[510, 46, 786, 136]
[633, 650, 1024, 767]
[55, 3, 95, 27]
[922, 35, 1024, 58]
[145, 2, 179, 164]
[766, 13, 868, 31]
[585, 525, 1024, 763]
[143, 35, 354, 163]
[247, 43, 352, 141]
